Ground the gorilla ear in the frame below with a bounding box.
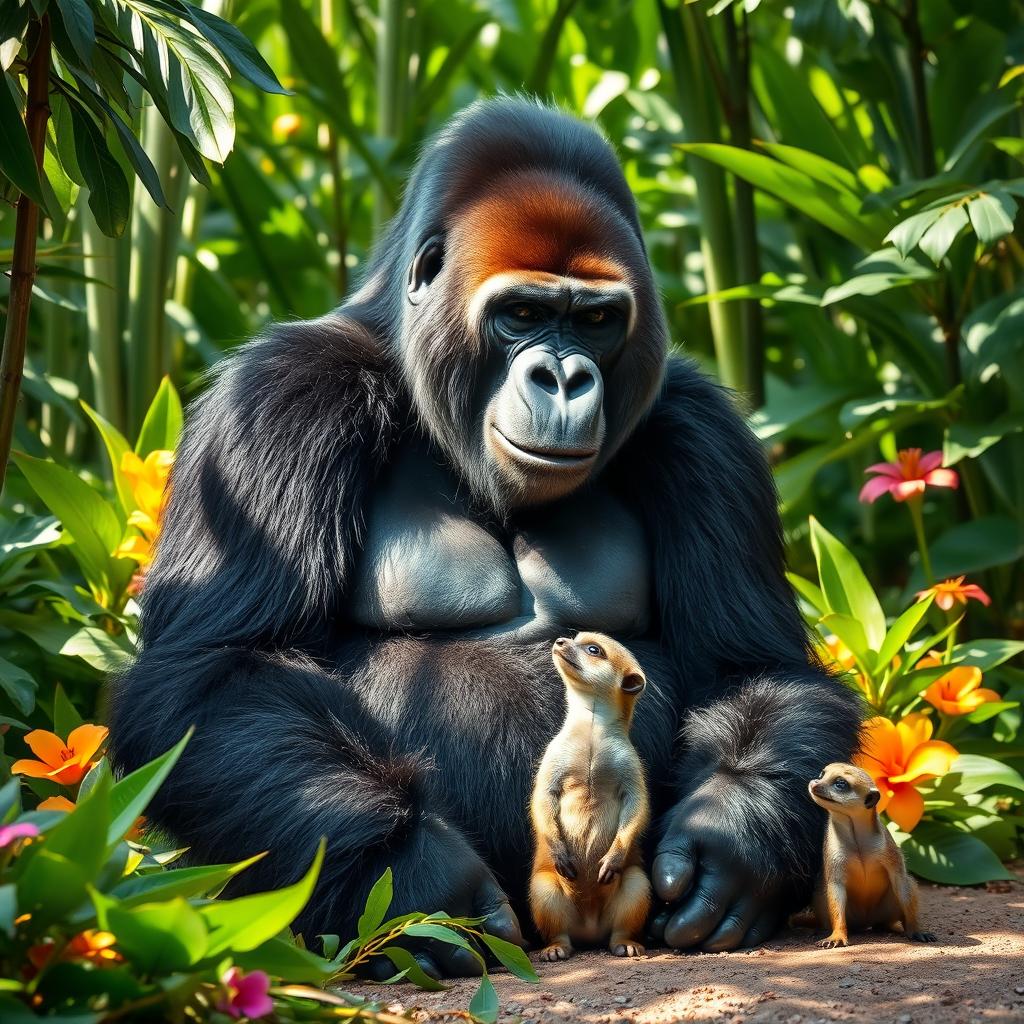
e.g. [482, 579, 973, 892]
[864, 789, 881, 809]
[408, 234, 445, 304]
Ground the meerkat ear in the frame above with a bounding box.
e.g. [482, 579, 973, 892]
[864, 789, 881, 809]
[621, 672, 645, 694]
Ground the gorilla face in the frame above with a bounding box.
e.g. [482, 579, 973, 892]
[400, 168, 666, 512]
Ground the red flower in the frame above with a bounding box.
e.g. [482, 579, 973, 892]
[859, 448, 958, 503]
[217, 967, 273, 1020]
[916, 576, 991, 611]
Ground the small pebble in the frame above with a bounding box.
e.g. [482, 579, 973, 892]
[1015, 985, 1024, 995]
[837, 977, 858, 988]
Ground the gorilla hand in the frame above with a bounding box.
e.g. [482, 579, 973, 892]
[365, 817, 524, 980]
[647, 793, 786, 952]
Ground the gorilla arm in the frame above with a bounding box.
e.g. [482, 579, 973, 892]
[109, 318, 522, 970]
[617, 358, 862, 951]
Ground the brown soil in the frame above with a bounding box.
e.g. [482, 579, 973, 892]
[350, 875, 1024, 1023]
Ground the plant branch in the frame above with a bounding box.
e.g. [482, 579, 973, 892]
[0, 15, 52, 496]
[903, 0, 936, 177]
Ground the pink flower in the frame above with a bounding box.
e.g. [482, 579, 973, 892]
[916, 576, 991, 611]
[217, 967, 273, 1020]
[859, 448, 958, 503]
[0, 822, 39, 849]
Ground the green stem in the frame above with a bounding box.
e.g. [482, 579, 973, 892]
[944, 611, 957, 662]
[526, 0, 580, 96]
[906, 496, 934, 585]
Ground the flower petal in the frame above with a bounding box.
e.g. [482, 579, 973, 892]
[10, 759, 57, 779]
[922, 467, 959, 490]
[961, 584, 991, 606]
[917, 451, 944, 474]
[892, 478, 927, 501]
[935, 592, 955, 611]
[856, 717, 901, 775]
[68, 724, 109, 765]
[886, 784, 925, 832]
[859, 476, 896, 504]
[38, 796, 76, 812]
[890, 739, 958, 784]
[23, 730, 69, 769]
[865, 462, 904, 479]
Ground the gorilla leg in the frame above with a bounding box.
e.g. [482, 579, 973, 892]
[109, 645, 521, 951]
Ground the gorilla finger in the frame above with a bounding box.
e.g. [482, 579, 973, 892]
[652, 845, 696, 904]
[701, 897, 758, 953]
[474, 878, 526, 948]
[663, 872, 739, 950]
[413, 951, 444, 981]
[647, 907, 672, 944]
[427, 939, 484, 978]
[741, 906, 784, 949]
[365, 956, 400, 982]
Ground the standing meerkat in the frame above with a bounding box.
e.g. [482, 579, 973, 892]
[808, 763, 936, 948]
[529, 631, 651, 961]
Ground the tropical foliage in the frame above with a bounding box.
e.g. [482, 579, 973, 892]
[1, 0, 1022, 1016]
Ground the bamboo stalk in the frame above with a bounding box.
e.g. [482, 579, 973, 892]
[0, 16, 52, 494]
[375, 0, 402, 227]
[527, 0, 580, 96]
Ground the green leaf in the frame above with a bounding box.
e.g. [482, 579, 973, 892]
[135, 376, 183, 454]
[52, 683, 84, 736]
[113, 854, 264, 907]
[884, 208, 943, 259]
[951, 639, 1024, 671]
[357, 868, 393, 939]
[469, 974, 499, 1024]
[786, 572, 826, 614]
[380, 946, 447, 991]
[478, 932, 538, 982]
[404, 923, 478, 952]
[69, 101, 130, 238]
[107, 729, 192, 848]
[918, 204, 969, 265]
[966, 191, 1017, 245]
[60, 626, 134, 673]
[107, 897, 209, 973]
[944, 415, 1024, 465]
[80, 402, 134, 518]
[820, 613, 873, 672]
[236, 935, 333, 982]
[183, 7, 291, 96]
[964, 701, 1019, 724]
[949, 755, 1024, 795]
[809, 517, 886, 650]
[909, 516, 1024, 591]
[875, 595, 934, 670]
[11, 452, 122, 592]
[756, 142, 862, 197]
[677, 143, 884, 250]
[0, 655, 36, 715]
[900, 821, 1012, 884]
[54, 0, 95, 65]
[200, 839, 325, 956]
[0, 73, 45, 207]
[0, 777, 21, 823]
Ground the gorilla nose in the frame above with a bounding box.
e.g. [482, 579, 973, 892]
[513, 350, 604, 444]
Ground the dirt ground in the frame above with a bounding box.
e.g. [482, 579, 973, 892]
[352, 875, 1024, 1024]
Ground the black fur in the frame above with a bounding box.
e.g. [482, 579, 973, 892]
[110, 98, 860, 943]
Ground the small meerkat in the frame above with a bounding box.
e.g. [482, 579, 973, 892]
[529, 631, 651, 961]
[807, 763, 936, 948]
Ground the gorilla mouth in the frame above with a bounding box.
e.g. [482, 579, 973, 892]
[491, 426, 597, 468]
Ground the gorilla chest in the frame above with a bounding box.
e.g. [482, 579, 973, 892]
[349, 454, 651, 637]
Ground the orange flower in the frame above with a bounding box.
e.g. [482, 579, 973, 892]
[27, 931, 122, 973]
[915, 575, 991, 611]
[855, 713, 958, 832]
[115, 449, 174, 567]
[11, 725, 109, 786]
[821, 634, 856, 672]
[37, 796, 76, 812]
[859, 448, 958, 503]
[918, 654, 1000, 716]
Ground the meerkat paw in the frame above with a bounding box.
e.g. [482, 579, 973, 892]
[818, 933, 849, 949]
[541, 943, 573, 961]
[597, 851, 624, 885]
[908, 930, 937, 942]
[610, 939, 646, 957]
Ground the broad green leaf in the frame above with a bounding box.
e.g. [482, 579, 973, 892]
[11, 452, 122, 592]
[0, 655, 35, 714]
[944, 415, 1024, 465]
[966, 190, 1017, 245]
[918, 204, 969, 265]
[964, 701, 1019, 724]
[951, 639, 1024, 671]
[469, 974, 499, 1024]
[0, 883, 16, 940]
[54, 0, 95, 65]
[183, 7, 290, 96]
[107, 729, 192, 848]
[0, 514, 62, 569]
[810, 517, 886, 650]
[381, 946, 447, 991]
[0, 777, 21, 823]
[786, 572, 825, 614]
[757, 142, 862, 197]
[678, 143, 883, 250]
[135, 376, 183, 454]
[113, 854, 264, 906]
[404, 923, 478, 952]
[900, 822, 1012, 884]
[820, 613, 874, 672]
[80, 401, 134, 518]
[907, 516, 1024, 592]
[357, 868, 393, 939]
[884, 208, 943, 259]
[200, 839, 325, 956]
[60, 626, 134, 673]
[107, 897, 209, 973]
[875, 595, 934, 670]
[52, 683, 84, 736]
[478, 932, 538, 982]
[949, 755, 1024, 795]
[236, 935, 334, 983]
[0, 73, 45, 207]
[69, 100, 130, 238]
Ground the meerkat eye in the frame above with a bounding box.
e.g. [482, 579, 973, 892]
[586, 644, 604, 658]
[833, 778, 850, 792]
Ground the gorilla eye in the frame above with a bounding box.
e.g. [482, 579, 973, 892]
[581, 307, 611, 324]
[833, 778, 849, 792]
[511, 304, 541, 322]
[586, 644, 604, 658]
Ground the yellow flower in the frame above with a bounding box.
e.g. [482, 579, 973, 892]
[115, 450, 173, 567]
[918, 653, 1000, 716]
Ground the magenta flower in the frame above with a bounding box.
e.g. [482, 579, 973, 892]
[217, 967, 273, 1020]
[0, 822, 39, 849]
[859, 448, 958, 504]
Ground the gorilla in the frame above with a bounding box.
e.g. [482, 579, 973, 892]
[110, 98, 860, 972]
